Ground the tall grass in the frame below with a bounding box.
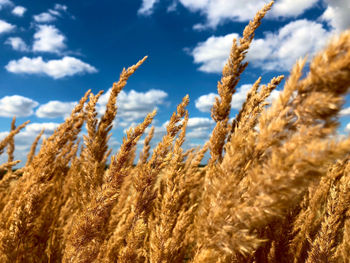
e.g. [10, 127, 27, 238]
[1, 1, 350, 262]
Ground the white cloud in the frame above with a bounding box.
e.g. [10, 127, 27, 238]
[5, 37, 29, 51]
[340, 107, 350, 117]
[119, 121, 132, 128]
[175, 0, 319, 29]
[5, 56, 97, 79]
[232, 84, 280, 109]
[36, 101, 77, 118]
[138, 0, 320, 29]
[144, 124, 166, 140]
[24, 122, 60, 134]
[0, 95, 39, 117]
[190, 19, 331, 73]
[186, 117, 215, 139]
[194, 84, 251, 113]
[177, 0, 209, 10]
[0, 0, 12, 9]
[345, 123, 350, 132]
[54, 4, 68, 11]
[48, 9, 61, 17]
[247, 19, 331, 71]
[0, 19, 15, 34]
[33, 12, 57, 23]
[98, 89, 168, 123]
[266, 89, 281, 104]
[12, 6, 26, 16]
[190, 33, 238, 73]
[187, 117, 214, 129]
[33, 25, 66, 54]
[33, 4, 68, 22]
[269, 0, 318, 18]
[138, 0, 159, 15]
[231, 84, 253, 109]
[319, 0, 350, 33]
[187, 127, 211, 139]
[192, 23, 208, 31]
[195, 92, 216, 112]
[167, 1, 177, 12]
[179, 0, 261, 28]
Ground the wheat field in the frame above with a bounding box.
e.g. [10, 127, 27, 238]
[1, 1, 350, 262]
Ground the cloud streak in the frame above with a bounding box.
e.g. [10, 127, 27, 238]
[5, 56, 97, 79]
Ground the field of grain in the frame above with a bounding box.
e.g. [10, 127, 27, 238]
[1, 1, 350, 262]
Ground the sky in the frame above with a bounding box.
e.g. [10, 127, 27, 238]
[0, 0, 350, 166]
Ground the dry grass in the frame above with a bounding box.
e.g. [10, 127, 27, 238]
[1, 1, 350, 262]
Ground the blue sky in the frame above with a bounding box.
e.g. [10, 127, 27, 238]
[0, 0, 349, 166]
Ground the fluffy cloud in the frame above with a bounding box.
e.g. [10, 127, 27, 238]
[345, 123, 350, 132]
[0, 0, 12, 9]
[178, 0, 268, 28]
[98, 89, 168, 123]
[0, 19, 15, 34]
[24, 122, 60, 135]
[186, 127, 211, 139]
[139, 0, 342, 31]
[145, 0, 317, 29]
[320, 0, 350, 33]
[187, 117, 214, 129]
[33, 25, 66, 54]
[266, 89, 281, 104]
[195, 92, 216, 112]
[36, 101, 77, 118]
[5, 56, 97, 79]
[137, 0, 344, 31]
[12, 6, 26, 16]
[247, 19, 331, 71]
[195, 87, 249, 113]
[186, 117, 215, 139]
[231, 84, 254, 109]
[340, 107, 350, 117]
[138, 0, 159, 15]
[269, 0, 318, 18]
[190, 33, 238, 73]
[0, 95, 39, 117]
[33, 12, 56, 23]
[5, 37, 29, 51]
[190, 19, 331, 73]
